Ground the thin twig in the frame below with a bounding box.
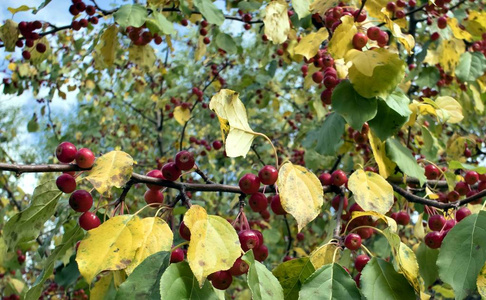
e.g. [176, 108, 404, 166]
[283, 214, 293, 256]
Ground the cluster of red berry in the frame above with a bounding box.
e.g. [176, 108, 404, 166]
[126, 25, 163, 46]
[424, 207, 471, 249]
[69, 0, 99, 30]
[55, 142, 99, 231]
[16, 21, 46, 60]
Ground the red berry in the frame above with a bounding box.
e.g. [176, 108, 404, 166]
[212, 140, 222, 150]
[162, 162, 181, 181]
[238, 230, 260, 252]
[386, 1, 396, 11]
[69, 5, 79, 15]
[437, 16, 447, 29]
[258, 165, 278, 185]
[331, 170, 347, 186]
[239, 173, 260, 194]
[396, 211, 410, 225]
[229, 257, 249, 276]
[144, 189, 164, 205]
[36, 43, 46, 53]
[425, 165, 440, 180]
[249, 193, 268, 212]
[312, 71, 324, 84]
[270, 194, 286, 215]
[170, 248, 184, 263]
[456, 207, 471, 222]
[79, 212, 101, 230]
[56, 174, 77, 193]
[465, 171, 479, 185]
[146, 169, 165, 190]
[395, 10, 405, 18]
[210, 270, 233, 290]
[431, 32, 440, 41]
[352, 32, 368, 49]
[455, 181, 470, 196]
[56, 142, 78, 163]
[355, 272, 361, 287]
[367, 27, 381, 41]
[425, 231, 442, 249]
[86, 5, 96, 15]
[175, 150, 195, 171]
[479, 181, 486, 192]
[75, 148, 95, 169]
[203, 37, 210, 44]
[181, 19, 188, 26]
[254, 244, 269, 262]
[319, 173, 332, 185]
[354, 254, 370, 272]
[72, 21, 81, 31]
[17, 255, 26, 264]
[331, 195, 348, 210]
[179, 221, 191, 241]
[447, 190, 460, 202]
[69, 190, 93, 212]
[344, 233, 362, 250]
[296, 232, 305, 241]
[428, 214, 446, 231]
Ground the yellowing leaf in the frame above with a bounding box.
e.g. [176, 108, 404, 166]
[464, 11, 486, 37]
[348, 169, 394, 214]
[309, 0, 340, 15]
[195, 34, 207, 61]
[368, 131, 396, 179]
[209, 89, 267, 158]
[126, 217, 173, 275]
[384, 15, 415, 54]
[438, 38, 465, 73]
[477, 263, 486, 298]
[76, 215, 144, 284]
[90, 272, 114, 300]
[294, 28, 329, 59]
[8, 5, 32, 14]
[349, 211, 398, 232]
[263, 0, 290, 44]
[174, 106, 191, 125]
[94, 25, 119, 69]
[328, 15, 357, 59]
[470, 83, 485, 113]
[184, 205, 241, 287]
[435, 96, 463, 124]
[128, 44, 156, 70]
[0, 20, 19, 52]
[26, 37, 51, 65]
[448, 18, 473, 41]
[365, 0, 389, 20]
[277, 161, 324, 231]
[414, 213, 425, 240]
[405, 100, 437, 127]
[85, 151, 134, 196]
[309, 243, 340, 269]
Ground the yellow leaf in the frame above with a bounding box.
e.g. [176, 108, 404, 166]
[383, 228, 421, 292]
[8, 5, 32, 14]
[448, 18, 473, 41]
[435, 96, 463, 124]
[0, 20, 19, 52]
[184, 205, 241, 287]
[94, 25, 119, 69]
[173, 106, 191, 126]
[348, 169, 394, 215]
[277, 161, 324, 231]
[85, 80, 95, 89]
[195, 35, 207, 61]
[349, 211, 398, 232]
[76, 215, 144, 284]
[413, 213, 425, 240]
[328, 15, 357, 59]
[309, 0, 340, 15]
[27, 37, 51, 65]
[7, 62, 16, 71]
[0, 238, 6, 270]
[368, 131, 396, 179]
[406, 100, 437, 127]
[90, 272, 114, 300]
[126, 217, 173, 275]
[293, 28, 329, 59]
[128, 44, 156, 70]
[309, 243, 340, 269]
[470, 83, 485, 113]
[209, 89, 266, 158]
[85, 151, 134, 196]
[438, 38, 465, 73]
[384, 15, 415, 54]
[446, 133, 468, 161]
[464, 11, 486, 37]
[263, 0, 290, 44]
[6, 277, 25, 294]
[365, 0, 389, 20]
[477, 263, 486, 298]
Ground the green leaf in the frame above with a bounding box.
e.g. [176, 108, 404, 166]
[116, 251, 170, 300]
[193, 0, 225, 26]
[304, 112, 345, 156]
[386, 138, 427, 185]
[299, 263, 362, 299]
[416, 242, 439, 288]
[24, 226, 83, 299]
[159, 261, 219, 300]
[242, 250, 285, 300]
[0, 20, 19, 52]
[332, 80, 378, 130]
[292, 0, 310, 19]
[27, 116, 39, 132]
[437, 211, 486, 299]
[361, 257, 416, 300]
[215, 33, 237, 55]
[3, 180, 62, 250]
[382, 90, 412, 117]
[272, 257, 315, 299]
[415, 67, 440, 88]
[32, 0, 51, 14]
[455, 52, 486, 82]
[146, 11, 175, 35]
[114, 4, 148, 28]
[421, 126, 439, 160]
[449, 160, 486, 174]
[369, 99, 409, 140]
[54, 255, 80, 287]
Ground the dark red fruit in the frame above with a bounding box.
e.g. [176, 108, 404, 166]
[447, 190, 460, 202]
[367, 27, 381, 40]
[170, 248, 184, 263]
[17, 255, 26, 264]
[465, 171, 479, 185]
[455, 181, 470, 196]
[319, 173, 332, 185]
[344, 233, 362, 250]
[79, 212, 101, 230]
[396, 211, 410, 225]
[254, 244, 269, 262]
[239, 173, 260, 194]
[238, 230, 260, 251]
[175, 150, 195, 171]
[437, 16, 447, 29]
[146, 169, 165, 190]
[456, 207, 471, 222]
[425, 231, 442, 249]
[36, 43, 46, 53]
[331, 195, 348, 210]
[270, 195, 286, 215]
[75, 148, 95, 169]
[352, 32, 368, 49]
[354, 254, 370, 272]
[258, 165, 278, 185]
[425, 164, 440, 180]
[69, 190, 93, 212]
[56, 142, 77, 163]
[56, 174, 77, 193]
[212, 140, 222, 150]
[428, 214, 446, 231]
[162, 162, 181, 181]
[210, 270, 233, 290]
[312, 71, 324, 83]
[179, 221, 191, 240]
[331, 170, 347, 186]
[249, 192, 268, 212]
[144, 189, 164, 205]
[229, 257, 249, 276]
[297, 232, 305, 241]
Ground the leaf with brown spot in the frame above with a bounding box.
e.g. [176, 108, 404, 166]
[347, 169, 394, 215]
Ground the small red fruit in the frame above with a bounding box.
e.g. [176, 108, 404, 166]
[437, 16, 447, 29]
[144, 189, 164, 205]
[239, 173, 261, 194]
[455, 181, 470, 196]
[56, 174, 77, 193]
[258, 165, 278, 185]
[212, 140, 222, 150]
[175, 150, 195, 171]
[396, 211, 410, 225]
[319, 173, 333, 185]
[312, 71, 324, 84]
[56, 142, 77, 163]
[331, 195, 348, 211]
[352, 32, 368, 49]
[456, 207, 471, 222]
[354, 254, 370, 272]
[179, 221, 191, 240]
[249, 192, 268, 212]
[428, 214, 446, 231]
[344, 233, 362, 250]
[162, 162, 181, 181]
[170, 248, 184, 263]
[465, 171, 479, 185]
[229, 257, 249, 276]
[79, 212, 101, 230]
[210, 270, 233, 290]
[254, 244, 269, 262]
[238, 230, 260, 252]
[425, 231, 442, 249]
[367, 27, 381, 41]
[146, 169, 165, 190]
[69, 190, 93, 212]
[331, 170, 347, 186]
[270, 195, 286, 215]
[425, 164, 440, 180]
[75, 148, 95, 169]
